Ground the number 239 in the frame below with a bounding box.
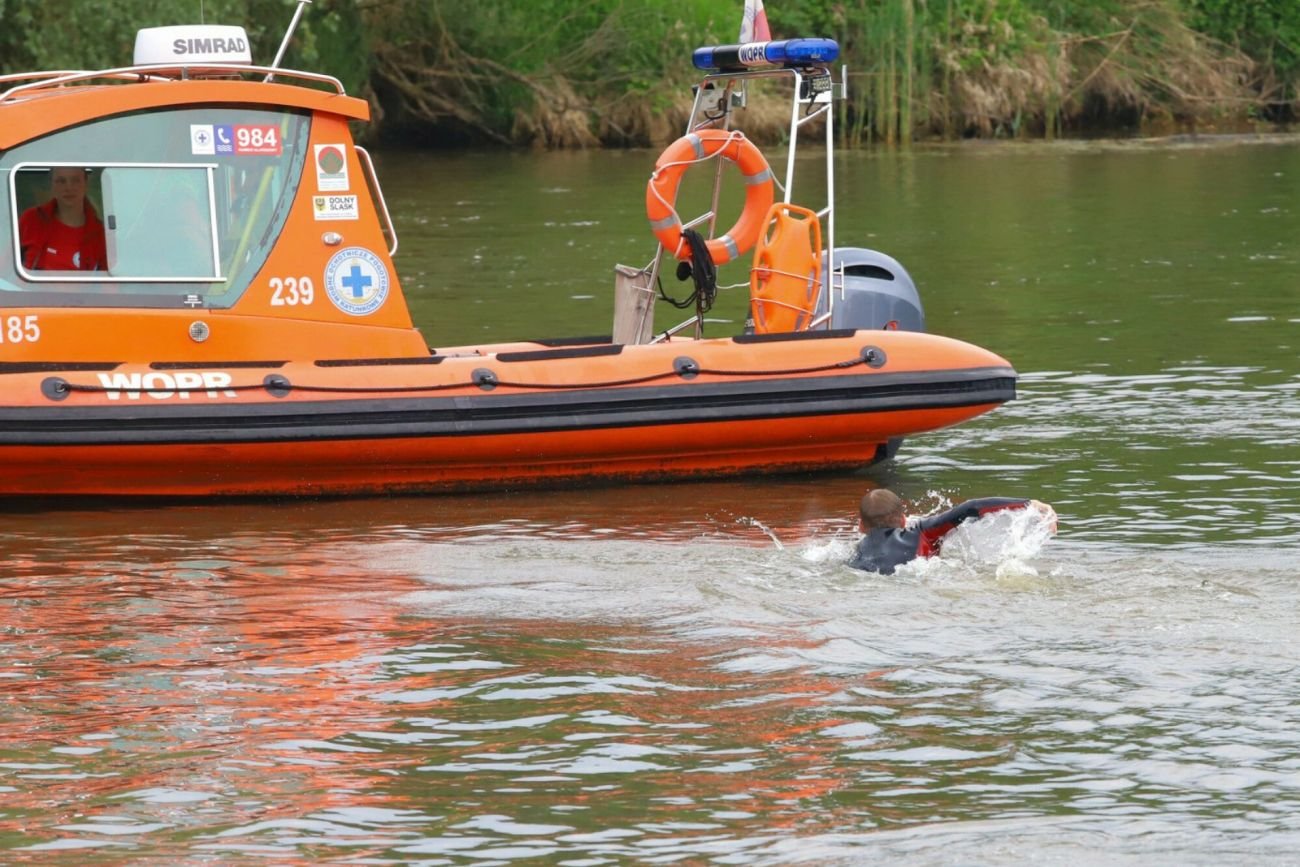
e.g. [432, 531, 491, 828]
[270, 276, 315, 306]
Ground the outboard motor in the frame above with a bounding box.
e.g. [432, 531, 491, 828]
[815, 247, 924, 464]
[816, 247, 925, 332]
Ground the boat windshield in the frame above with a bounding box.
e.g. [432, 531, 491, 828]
[0, 106, 310, 308]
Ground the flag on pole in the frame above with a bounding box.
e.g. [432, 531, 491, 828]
[739, 0, 771, 43]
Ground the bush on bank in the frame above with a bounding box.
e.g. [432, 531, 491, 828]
[1, 0, 1295, 146]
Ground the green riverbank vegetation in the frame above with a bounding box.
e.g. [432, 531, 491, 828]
[2, 0, 1296, 146]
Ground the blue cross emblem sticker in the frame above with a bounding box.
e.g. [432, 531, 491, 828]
[324, 247, 389, 316]
[342, 264, 372, 298]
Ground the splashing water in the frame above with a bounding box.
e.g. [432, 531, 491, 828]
[907, 503, 1059, 580]
[738, 515, 786, 551]
[798, 501, 1057, 580]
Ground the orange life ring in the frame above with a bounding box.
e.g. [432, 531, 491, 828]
[645, 129, 774, 265]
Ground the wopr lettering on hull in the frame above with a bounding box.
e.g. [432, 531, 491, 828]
[96, 371, 239, 400]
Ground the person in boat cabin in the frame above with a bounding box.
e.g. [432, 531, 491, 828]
[849, 488, 1056, 574]
[17, 167, 107, 272]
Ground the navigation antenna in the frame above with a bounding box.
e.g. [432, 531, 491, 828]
[266, 0, 312, 81]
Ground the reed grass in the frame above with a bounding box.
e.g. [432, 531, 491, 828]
[794, 0, 1266, 143]
[0, 0, 1292, 145]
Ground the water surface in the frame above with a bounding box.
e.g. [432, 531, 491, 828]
[2, 135, 1298, 863]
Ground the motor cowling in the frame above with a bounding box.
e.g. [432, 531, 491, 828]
[814, 247, 923, 466]
[816, 247, 925, 332]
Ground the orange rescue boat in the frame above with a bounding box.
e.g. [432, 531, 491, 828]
[0, 19, 1015, 498]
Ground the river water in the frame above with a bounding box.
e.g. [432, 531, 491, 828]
[2, 137, 1298, 863]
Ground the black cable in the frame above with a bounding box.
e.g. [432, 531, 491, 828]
[683, 227, 717, 314]
[656, 227, 718, 314]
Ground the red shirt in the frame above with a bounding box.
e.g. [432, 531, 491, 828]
[18, 200, 107, 272]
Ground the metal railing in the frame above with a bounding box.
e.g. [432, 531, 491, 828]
[1, 63, 345, 103]
[645, 63, 846, 343]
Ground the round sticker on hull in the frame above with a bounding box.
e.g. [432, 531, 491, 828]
[324, 247, 390, 316]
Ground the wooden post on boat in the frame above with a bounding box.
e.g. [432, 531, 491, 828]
[612, 264, 656, 344]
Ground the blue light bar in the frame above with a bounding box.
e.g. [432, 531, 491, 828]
[692, 38, 839, 71]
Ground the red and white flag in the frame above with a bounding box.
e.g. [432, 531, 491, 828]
[739, 0, 771, 43]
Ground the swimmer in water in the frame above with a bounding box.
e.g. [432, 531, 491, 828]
[849, 488, 1056, 574]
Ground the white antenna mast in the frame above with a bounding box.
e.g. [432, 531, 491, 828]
[266, 0, 312, 81]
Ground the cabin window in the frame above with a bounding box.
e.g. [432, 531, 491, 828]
[0, 106, 310, 308]
[12, 163, 222, 282]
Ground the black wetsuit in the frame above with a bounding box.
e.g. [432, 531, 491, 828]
[848, 497, 1031, 574]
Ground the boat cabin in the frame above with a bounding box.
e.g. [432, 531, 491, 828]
[0, 24, 425, 361]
